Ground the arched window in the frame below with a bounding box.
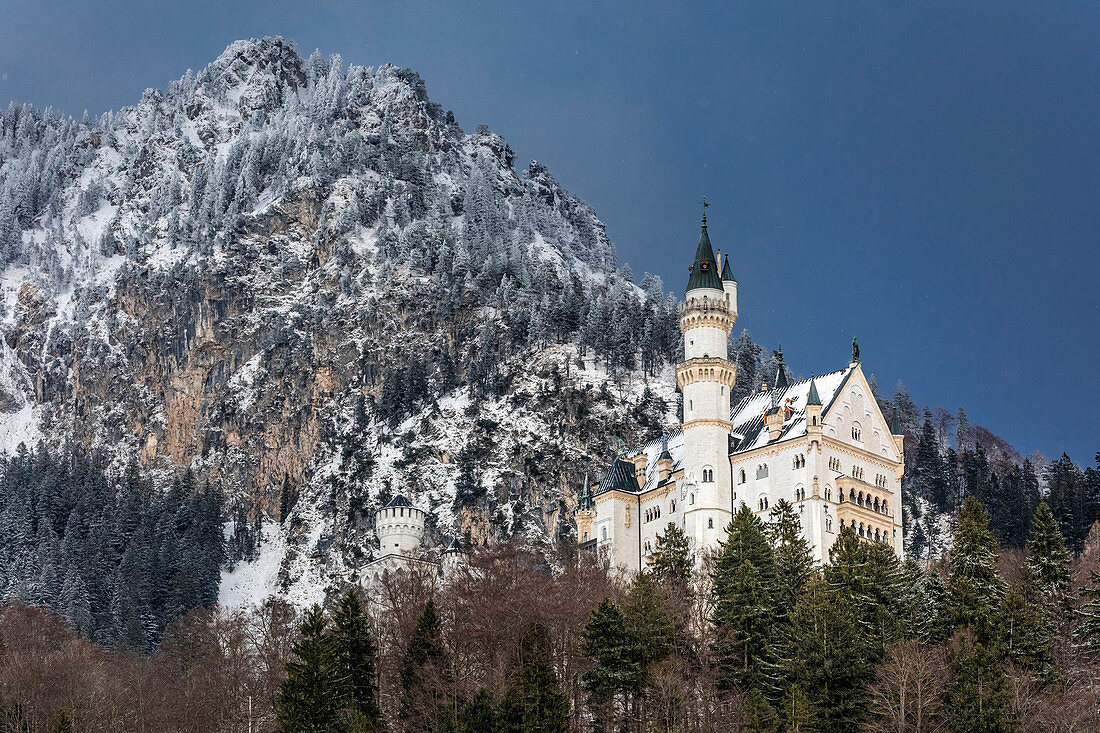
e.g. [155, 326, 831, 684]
[825, 486, 832, 501]
[601, 527, 608, 541]
[826, 517, 833, 532]
[583, 532, 589, 542]
[812, 415, 818, 425]
[873, 497, 880, 513]
[738, 469, 746, 484]
[702, 467, 714, 483]
[859, 523, 865, 538]
[670, 499, 677, 513]
[756, 464, 769, 479]
[690, 493, 695, 505]
[644, 541, 651, 553]
[707, 518, 714, 529]
[852, 423, 862, 442]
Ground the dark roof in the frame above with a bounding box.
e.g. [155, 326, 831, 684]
[720, 253, 737, 283]
[807, 375, 822, 406]
[686, 223, 724, 292]
[385, 494, 412, 509]
[890, 410, 903, 435]
[598, 458, 640, 494]
[443, 538, 462, 554]
[774, 349, 789, 392]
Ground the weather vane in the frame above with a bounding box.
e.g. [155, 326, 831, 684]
[699, 195, 710, 225]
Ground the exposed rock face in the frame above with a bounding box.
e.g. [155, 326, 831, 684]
[0, 38, 679, 603]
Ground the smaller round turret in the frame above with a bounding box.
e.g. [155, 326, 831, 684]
[374, 494, 426, 556]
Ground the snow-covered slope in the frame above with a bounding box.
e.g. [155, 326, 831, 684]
[0, 37, 681, 605]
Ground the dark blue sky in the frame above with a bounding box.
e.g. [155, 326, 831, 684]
[3, 1, 1098, 463]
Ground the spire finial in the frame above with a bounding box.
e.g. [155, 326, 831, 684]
[851, 337, 860, 364]
[699, 196, 709, 226]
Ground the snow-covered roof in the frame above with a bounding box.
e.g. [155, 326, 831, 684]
[596, 366, 854, 496]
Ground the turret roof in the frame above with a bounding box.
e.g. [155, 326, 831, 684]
[385, 494, 412, 508]
[443, 538, 462, 554]
[720, 252, 737, 283]
[807, 375, 822, 406]
[686, 220, 724, 293]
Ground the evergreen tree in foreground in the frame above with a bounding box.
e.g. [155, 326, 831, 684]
[711, 505, 777, 691]
[400, 599, 454, 729]
[946, 497, 1004, 639]
[649, 521, 693, 587]
[582, 598, 636, 731]
[331, 590, 381, 729]
[944, 636, 1016, 733]
[1023, 502, 1071, 601]
[278, 605, 341, 733]
[498, 623, 570, 733]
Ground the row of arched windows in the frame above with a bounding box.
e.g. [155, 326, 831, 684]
[842, 489, 891, 516]
[829, 457, 841, 472]
[794, 487, 807, 501]
[792, 453, 806, 469]
[843, 519, 891, 544]
[851, 466, 865, 481]
[758, 496, 770, 511]
[875, 473, 888, 488]
[644, 506, 662, 523]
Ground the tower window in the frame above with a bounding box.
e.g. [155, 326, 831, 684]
[708, 518, 714, 529]
[702, 467, 714, 483]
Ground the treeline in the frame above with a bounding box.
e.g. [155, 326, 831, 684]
[0, 443, 223, 650]
[885, 389, 1100, 560]
[8, 494, 1096, 731]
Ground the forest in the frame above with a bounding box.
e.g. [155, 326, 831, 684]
[1, 487, 1099, 732]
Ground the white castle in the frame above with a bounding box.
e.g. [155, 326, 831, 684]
[576, 214, 905, 569]
[361, 494, 464, 588]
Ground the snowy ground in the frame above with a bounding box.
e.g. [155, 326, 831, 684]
[218, 522, 288, 609]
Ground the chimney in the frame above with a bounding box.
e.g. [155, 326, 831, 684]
[631, 452, 648, 489]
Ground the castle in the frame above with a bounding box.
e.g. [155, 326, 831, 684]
[361, 494, 464, 588]
[576, 215, 905, 569]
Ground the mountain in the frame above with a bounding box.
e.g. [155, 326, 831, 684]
[0, 37, 684, 609]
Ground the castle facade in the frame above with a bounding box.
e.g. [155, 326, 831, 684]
[576, 217, 905, 569]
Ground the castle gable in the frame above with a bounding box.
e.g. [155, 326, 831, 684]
[821, 367, 901, 462]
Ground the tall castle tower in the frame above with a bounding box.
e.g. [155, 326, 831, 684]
[677, 208, 738, 549]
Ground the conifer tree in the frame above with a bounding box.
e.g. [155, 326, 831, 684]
[945, 497, 1004, 638]
[1074, 569, 1100, 657]
[996, 568, 1054, 680]
[780, 684, 819, 733]
[768, 500, 814, 624]
[944, 637, 1015, 733]
[824, 528, 903, 657]
[330, 590, 381, 728]
[1023, 502, 1071, 600]
[582, 598, 635, 731]
[773, 575, 869, 729]
[458, 689, 500, 733]
[649, 521, 692, 587]
[400, 599, 453, 729]
[711, 506, 778, 691]
[278, 605, 341, 733]
[622, 571, 675, 709]
[742, 690, 779, 733]
[498, 623, 570, 733]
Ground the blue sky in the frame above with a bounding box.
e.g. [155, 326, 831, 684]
[2, 1, 1098, 463]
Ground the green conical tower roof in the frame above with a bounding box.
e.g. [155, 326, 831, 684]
[720, 252, 737, 283]
[686, 215, 723, 293]
[807, 374, 822, 406]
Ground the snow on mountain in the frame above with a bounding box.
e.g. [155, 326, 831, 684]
[0, 37, 682, 607]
